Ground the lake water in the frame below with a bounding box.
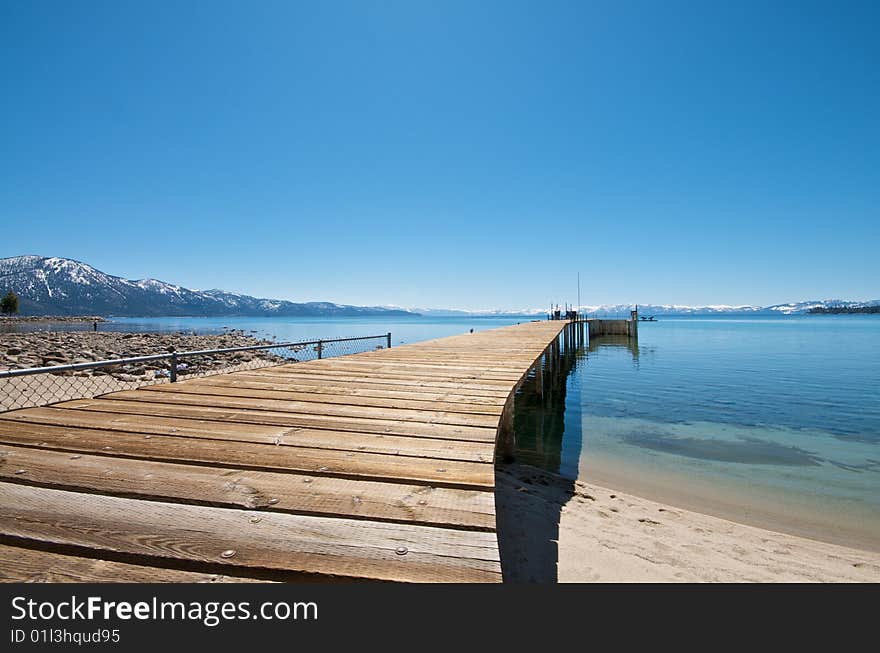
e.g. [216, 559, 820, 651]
[7, 313, 878, 548]
[0, 314, 524, 344]
[514, 316, 880, 550]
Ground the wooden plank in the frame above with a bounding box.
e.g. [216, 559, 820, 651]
[0, 421, 495, 489]
[1, 406, 292, 441]
[0, 483, 502, 582]
[57, 397, 499, 442]
[272, 362, 522, 382]
[243, 369, 513, 394]
[0, 544, 269, 583]
[263, 361, 521, 380]
[140, 382, 502, 415]
[297, 359, 527, 374]
[91, 390, 501, 428]
[163, 375, 510, 405]
[0, 445, 496, 530]
[0, 407, 496, 462]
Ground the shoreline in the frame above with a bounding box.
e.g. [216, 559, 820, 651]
[577, 455, 880, 553]
[0, 315, 108, 323]
[0, 330, 274, 371]
[497, 462, 880, 582]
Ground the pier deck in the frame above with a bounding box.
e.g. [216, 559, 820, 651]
[0, 321, 565, 582]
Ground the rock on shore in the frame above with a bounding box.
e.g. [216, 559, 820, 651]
[0, 330, 284, 380]
[0, 315, 108, 323]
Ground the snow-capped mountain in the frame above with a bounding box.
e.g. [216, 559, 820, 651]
[2, 256, 875, 318]
[579, 300, 880, 317]
[0, 256, 413, 317]
[412, 301, 880, 317]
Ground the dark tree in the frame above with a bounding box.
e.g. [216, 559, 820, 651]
[808, 305, 880, 315]
[0, 290, 19, 315]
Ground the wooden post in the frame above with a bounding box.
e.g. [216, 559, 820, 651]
[498, 393, 516, 463]
[169, 352, 177, 383]
[317, 340, 323, 359]
[535, 355, 544, 399]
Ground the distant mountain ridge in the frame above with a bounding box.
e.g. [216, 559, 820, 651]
[411, 300, 880, 317]
[0, 256, 414, 317]
[579, 300, 880, 317]
[2, 256, 875, 318]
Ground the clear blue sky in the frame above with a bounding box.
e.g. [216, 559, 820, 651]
[2, 1, 877, 309]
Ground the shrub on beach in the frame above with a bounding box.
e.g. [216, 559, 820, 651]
[1, 290, 19, 315]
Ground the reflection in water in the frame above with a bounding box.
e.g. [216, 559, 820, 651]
[496, 329, 640, 582]
[513, 333, 641, 477]
[589, 334, 640, 364]
[501, 319, 880, 554]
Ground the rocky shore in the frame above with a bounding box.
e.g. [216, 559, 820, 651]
[0, 315, 108, 323]
[0, 330, 282, 381]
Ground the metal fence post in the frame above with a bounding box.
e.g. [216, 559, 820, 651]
[170, 352, 178, 383]
[387, 332, 392, 349]
[317, 340, 323, 359]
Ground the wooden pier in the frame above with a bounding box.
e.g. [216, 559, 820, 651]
[0, 321, 565, 583]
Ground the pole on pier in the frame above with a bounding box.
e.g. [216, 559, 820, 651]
[387, 332, 392, 349]
[169, 352, 177, 383]
[498, 393, 516, 463]
[317, 340, 323, 359]
[535, 354, 544, 400]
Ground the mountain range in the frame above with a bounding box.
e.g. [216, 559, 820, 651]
[1, 256, 876, 318]
[0, 256, 412, 317]
[415, 300, 880, 317]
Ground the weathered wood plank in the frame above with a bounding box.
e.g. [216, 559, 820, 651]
[0, 544, 270, 583]
[191, 374, 510, 403]
[0, 483, 502, 582]
[140, 382, 502, 415]
[0, 421, 495, 488]
[0, 445, 496, 529]
[56, 397, 499, 442]
[244, 369, 513, 394]
[271, 362, 522, 382]
[0, 407, 496, 462]
[89, 390, 501, 428]
[297, 359, 527, 374]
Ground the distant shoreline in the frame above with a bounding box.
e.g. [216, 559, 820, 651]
[0, 315, 107, 323]
[807, 306, 880, 314]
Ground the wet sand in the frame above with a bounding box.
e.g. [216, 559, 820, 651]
[496, 463, 880, 582]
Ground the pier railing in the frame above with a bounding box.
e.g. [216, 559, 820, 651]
[0, 333, 391, 412]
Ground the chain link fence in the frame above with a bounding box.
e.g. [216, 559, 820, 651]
[0, 333, 391, 412]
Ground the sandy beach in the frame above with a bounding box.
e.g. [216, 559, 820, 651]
[497, 462, 880, 582]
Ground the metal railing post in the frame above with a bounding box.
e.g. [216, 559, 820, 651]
[170, 352, 178, 383]
[387, 332, 392, 349]
[317, 340, 323, 359]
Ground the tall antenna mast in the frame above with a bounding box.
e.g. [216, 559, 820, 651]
[577, 271, 580, 313]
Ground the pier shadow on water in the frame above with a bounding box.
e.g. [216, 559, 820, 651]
[495, 331, 640, 582]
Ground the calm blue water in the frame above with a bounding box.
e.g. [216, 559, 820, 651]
[515, 315, 880, 548]
[0, 315, 525, 344]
